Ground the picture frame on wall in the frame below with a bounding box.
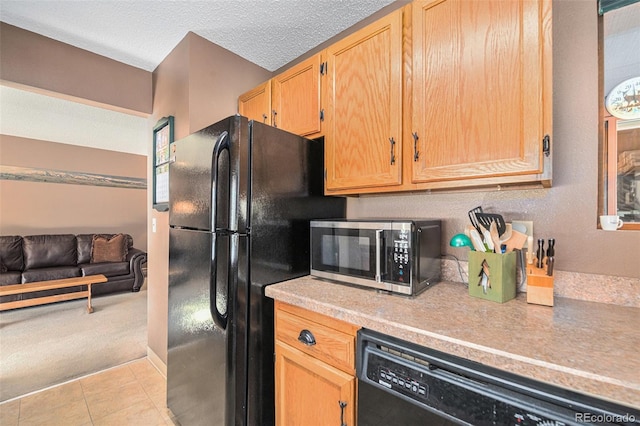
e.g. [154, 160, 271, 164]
[153, 116, 174, 212]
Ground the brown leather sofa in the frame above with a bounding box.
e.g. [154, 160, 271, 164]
[0, 234, 147, 304]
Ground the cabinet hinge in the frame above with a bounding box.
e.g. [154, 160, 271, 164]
[320, 61, 328, 75]
[542, 134, 551, 157]
[320, 109, 325, 121]
[324, 168, 327, 181]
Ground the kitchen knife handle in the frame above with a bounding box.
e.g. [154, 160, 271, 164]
[547, 238, 555, 257]
[536, 239, 545, 269]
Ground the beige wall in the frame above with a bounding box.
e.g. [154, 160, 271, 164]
[0, 22, 152, 116]
[147, 32, 272, 366]
[347, 0, 640, 279]
[0, 135, 147, 249]
[0, 24, 150, 251]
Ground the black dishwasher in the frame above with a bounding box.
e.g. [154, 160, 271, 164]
[357, 329, 639, 426]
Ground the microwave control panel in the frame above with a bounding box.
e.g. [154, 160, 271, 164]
[389, 229, 411, 284]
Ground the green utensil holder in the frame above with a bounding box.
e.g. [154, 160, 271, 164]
[468, 251, 516, 303]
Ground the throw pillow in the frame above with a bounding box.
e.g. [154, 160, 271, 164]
[91, 234, 129, 263]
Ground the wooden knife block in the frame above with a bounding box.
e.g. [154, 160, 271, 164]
[526, 263, 554, 306]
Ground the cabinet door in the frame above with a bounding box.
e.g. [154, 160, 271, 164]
[323, 9, 404, 192]
[272, 54, 322, 136]
[238, 81, 271, 125]
[275, 341, 355, 426]
[411, 0, 551, 184]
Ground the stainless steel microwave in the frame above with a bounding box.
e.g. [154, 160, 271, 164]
[310, 219, 441, 296]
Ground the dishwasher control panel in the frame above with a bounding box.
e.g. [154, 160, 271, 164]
[370, 363, 429, 402]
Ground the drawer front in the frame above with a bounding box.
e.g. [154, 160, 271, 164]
[276, 308, 355, 374]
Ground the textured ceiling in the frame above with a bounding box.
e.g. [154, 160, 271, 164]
[0, 0, 397, 72]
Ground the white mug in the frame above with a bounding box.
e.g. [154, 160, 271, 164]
[600, 215, 623, 231]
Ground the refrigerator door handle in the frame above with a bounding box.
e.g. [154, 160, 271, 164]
[211, 131, 230, 232]
[210, 232, 228, 329]
[210, 131, 230, 330]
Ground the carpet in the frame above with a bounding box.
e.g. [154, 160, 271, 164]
[0, 283, 148, 402]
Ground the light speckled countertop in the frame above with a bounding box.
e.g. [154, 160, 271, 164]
[265, 276, 640, 409]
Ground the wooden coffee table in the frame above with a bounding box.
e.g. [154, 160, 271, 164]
[0, 274, 108, 313]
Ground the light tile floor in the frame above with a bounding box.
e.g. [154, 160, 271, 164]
[0, 358, 176, 426]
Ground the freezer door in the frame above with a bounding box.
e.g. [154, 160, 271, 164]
[169, 120, 233, 232]
[167, 227, 237, 426]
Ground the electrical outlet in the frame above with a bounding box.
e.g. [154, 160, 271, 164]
[511, 220, 533, 249]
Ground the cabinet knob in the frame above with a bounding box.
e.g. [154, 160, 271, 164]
[297, 329, 316, 346]
[412, 132, 419, 161]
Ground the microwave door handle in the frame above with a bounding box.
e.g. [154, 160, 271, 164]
[375, 230, 383, 282]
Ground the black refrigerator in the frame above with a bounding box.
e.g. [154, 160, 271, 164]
[167, 116, 345, 426]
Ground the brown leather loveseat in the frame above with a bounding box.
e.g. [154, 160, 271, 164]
[0, 233, 147, 304]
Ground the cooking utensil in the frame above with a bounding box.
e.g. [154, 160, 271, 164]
[469, 229, 486, 252]
[526, 235, 534, 264]
[464, 225, 475, 237]
[499, 224, 513, 244]
[489, 222, 502, 253]
[503, 230, 528, 253]
[475, 213, 506, 235]
[468, 206, 483, 233]
[479, 224, 494, 252]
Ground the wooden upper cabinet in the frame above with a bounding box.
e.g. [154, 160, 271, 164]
[238, 81, 271, 125]
[323, 8, 404, 192]
[410, 0, 552, 185]
[272, 54, 322, 137]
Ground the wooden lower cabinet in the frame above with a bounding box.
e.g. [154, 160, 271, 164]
[275, 342, 355, 426]
[274, 302, 359, 426]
